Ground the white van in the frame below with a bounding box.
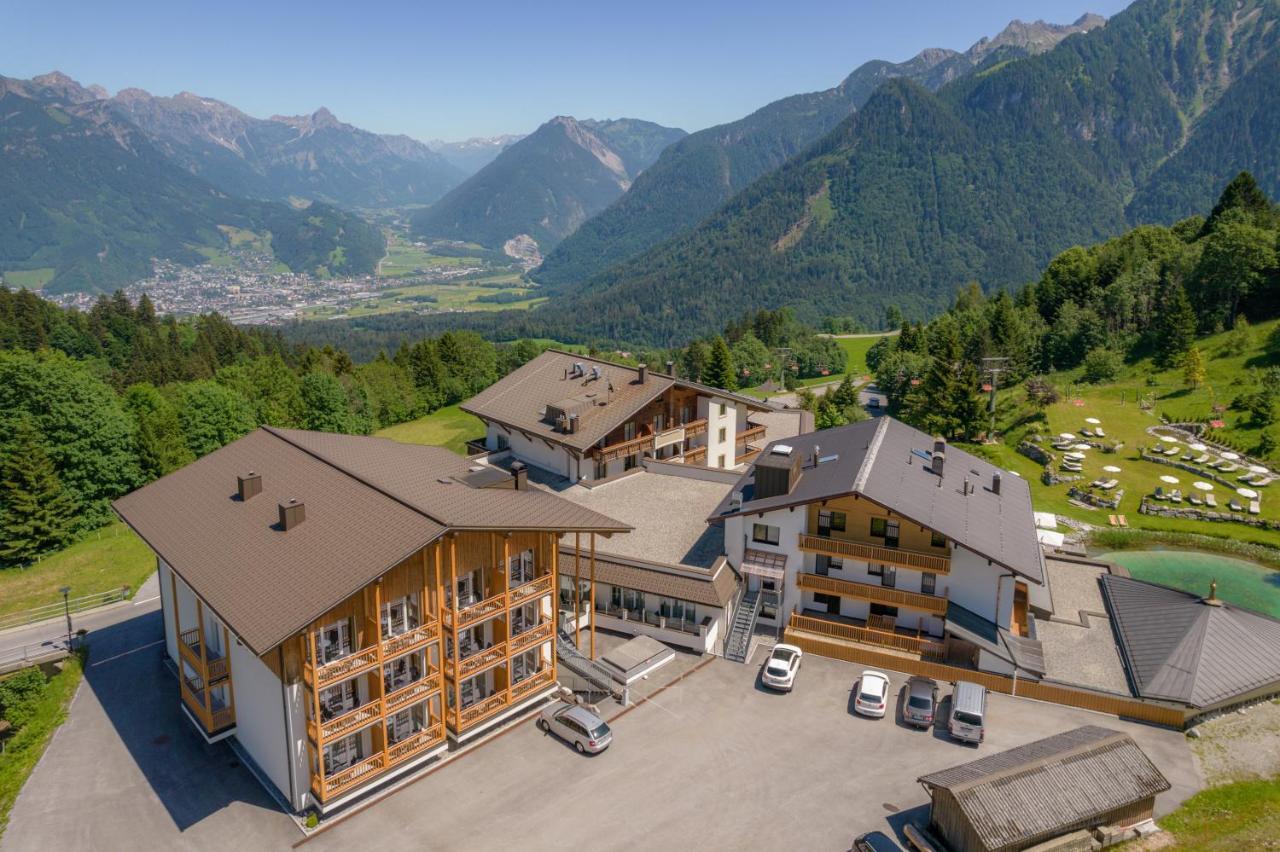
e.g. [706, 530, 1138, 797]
[948, 681, 987, 744]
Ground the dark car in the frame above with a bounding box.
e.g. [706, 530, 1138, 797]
[852, 830, 903, 852]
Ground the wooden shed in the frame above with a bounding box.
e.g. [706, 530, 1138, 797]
[916, 726, 1170, 852]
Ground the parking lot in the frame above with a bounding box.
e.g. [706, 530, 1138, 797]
[4, 618, 1200, 852]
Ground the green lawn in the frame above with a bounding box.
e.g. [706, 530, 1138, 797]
[829, 332, 897, 379]
[1151, 775, 1280, 850]
[301, 273, 545, 321]
[0, 269, 55, 290]
[0, 522, 154, 619]
[0, 654, 85, 839]
[376, 404, 485, 456]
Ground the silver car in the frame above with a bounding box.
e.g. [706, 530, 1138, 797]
[538, 701, 612, 754]
[901, 676, 939, 729]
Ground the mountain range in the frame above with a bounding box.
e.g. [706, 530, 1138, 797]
[411, 116, 686, 252]
[532, 14, 1106, 290]
[427, 135, 525, 176]
[0, 73, 385, 294]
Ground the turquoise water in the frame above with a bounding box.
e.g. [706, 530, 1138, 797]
[1098, 550, 1280, 618]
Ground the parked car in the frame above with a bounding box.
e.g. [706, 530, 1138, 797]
[901, 676, 939, 729]
[947, 681, 988, 744]
[852, 830, 903, 851]
[761, 643, 803, 691]
[853, 670, 890, 718]
[538, 701, 612, 754]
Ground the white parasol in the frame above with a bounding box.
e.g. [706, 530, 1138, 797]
[1222, 452, 1240, 460]
[1159, 475, 1180, 484]
[1189, 443, 1207, 451]
[1059, 432, 1076, 440]
[1085, 417, 1101, 425]
[1103, 465, 1122, 473]
[1248, 464, 1269, 474]
[1237, 487, 1259, 499]
[1193, 481, 1213, 491]
[1158, 435, 1178, 443]
[1073, 443, 1091, 451]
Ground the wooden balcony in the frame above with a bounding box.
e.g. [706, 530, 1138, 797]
[683, 418, 707, 438]
[736, 423, 767, 446]
[386, 723, 445, 768]
[385, 670, 442, 715]
[796, 572, 948, 616]
[798, 534, 951, 574]
[314, 698, 383, 745]
[458, 691, 508, 727]
[315, 645, 380, 689]
[447, 641, 508, 680]
[445, 592, 507, 630]
[180, 674, 234, 733]
[593, 432, 655, 463]
[383, 620, 439, 658]
[789, 612, 946, 660]
[321, 753, 385, 800]
[684, 446, 707, 465]
[510, 573, 554, 606]
[510, 667, 555, 702]
[509, 620, 554, 655]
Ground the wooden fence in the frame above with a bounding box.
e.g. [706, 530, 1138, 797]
[783, 628, 1190, 729]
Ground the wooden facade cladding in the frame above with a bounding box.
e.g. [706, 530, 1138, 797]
[798, 534, 951, 575]
[789, 612, 947, 659]
[795, 572, 949, 616]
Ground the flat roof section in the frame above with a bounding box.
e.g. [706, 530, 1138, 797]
[599, 635, 676, 684]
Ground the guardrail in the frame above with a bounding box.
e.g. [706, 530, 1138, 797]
[0, 586, 131, 632]
[0, 638, 71, 672]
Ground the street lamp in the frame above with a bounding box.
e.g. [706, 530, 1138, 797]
[58, 586, 72, 650]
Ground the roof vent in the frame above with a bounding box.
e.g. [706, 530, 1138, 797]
[590, 365, 602, 381]
[771, 444, 794, 456]
[278, 498, 305, 531]
[572, 361, 585, 378]
[237, 471, 262, 501]
[931, 436, 946, 478]
[992, 472, 1002, 495]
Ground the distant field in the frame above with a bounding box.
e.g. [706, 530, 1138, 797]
[378, 241, 474, 277]
[1, 268, 55, 290]
[301, 273, 546, 320]
[376, 404, 484, 455]
[828, 332, 897, 379]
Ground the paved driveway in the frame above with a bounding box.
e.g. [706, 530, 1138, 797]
[5, 623, 1199, 852]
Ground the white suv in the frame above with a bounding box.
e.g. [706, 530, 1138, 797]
[761, 643, 803, 691]
[854, 670, 890, 718]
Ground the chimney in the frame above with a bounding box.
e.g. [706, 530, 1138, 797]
[638, 363, 648, 384]
[278, 498, 305, 531]
[510, 460, 527, 491]
[931, 437, 946, 477]
[237, 471, 262, 501]
[665, 360, 676, 377]
[568, 413, 579, 434]
[812, 444, 821, 467]
[992, 472, 1002, 495]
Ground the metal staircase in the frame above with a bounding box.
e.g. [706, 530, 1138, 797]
[556, 628, 623, 701]
[725, 589, 761, 663]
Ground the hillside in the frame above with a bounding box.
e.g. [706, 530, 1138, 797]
[411, 116, 685, 252]
[105, 88, 465, 208]
[541, 0, 1278, 346]
[533, 14, 1105, 290]
[427, 134, 525, 175]
[0, 75, 385, 294]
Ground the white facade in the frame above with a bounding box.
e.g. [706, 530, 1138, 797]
[698, 396, 740, 470]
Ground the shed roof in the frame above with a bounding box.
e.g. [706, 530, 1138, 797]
[113, 428, 627, 656]
[1100, 573, 1280, 708]
[918, 725, 1170, 851]
[564, 549, 738, 608]
[460, 350, 768, 453]
[710, 418, 1044, 583]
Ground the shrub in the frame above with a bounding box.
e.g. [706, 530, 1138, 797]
[1081, 347, 1122, 384]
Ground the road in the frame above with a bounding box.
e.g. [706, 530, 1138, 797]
[0, 572, 161, 663]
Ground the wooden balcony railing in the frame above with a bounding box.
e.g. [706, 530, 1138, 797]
[509, 620, 554, 655]
[795, 573, 949, 615]
[383, 621, 439, 658]
[206, 656, 230, 681]
[684, 446, 707, 465]
[180, 675, 235, 733]
[736, 423, 767, 446]
[798, 534, 951, 574]
[789, 613, 946, 660]
[322, 753, 385, 800]
[509, 667, 555, 702]
[446, 592, 507, 630]
[458, 691, 508, 727]
[316, 698, 383, 744]
[683, 419, 708, 438]
[448, 641, 508, 680]
[315, 645, 380, 689]
[386, 723, 444, 768]
[593, 432, 655, 463]
[509, 573, 554, 606]
[385, 671, 442, 715]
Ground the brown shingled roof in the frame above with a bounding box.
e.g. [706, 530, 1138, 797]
[461, 350, 769, 453]
[114, 428, 628, 656]
[559, 549, 739, 608]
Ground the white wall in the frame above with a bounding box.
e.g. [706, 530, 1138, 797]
[229, 637, 293, 807]
[491, 423, 575, 480]
[947, 547, 1011, 629]
[697, 396, 738, 469]
[158, 560, 178, 664]
[730, 505, 807, 625]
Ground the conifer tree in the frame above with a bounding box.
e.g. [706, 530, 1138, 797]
[702, 336, 738, 391]
[0, 419, 76, 566]
[1182, 347, 1206, 389]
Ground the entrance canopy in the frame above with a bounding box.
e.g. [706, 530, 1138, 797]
[742, 548, 787, 581]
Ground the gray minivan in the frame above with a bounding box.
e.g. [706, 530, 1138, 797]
[947, 681, 987, 744]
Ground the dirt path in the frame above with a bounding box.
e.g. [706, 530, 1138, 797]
[1190, 699, 1280, 785]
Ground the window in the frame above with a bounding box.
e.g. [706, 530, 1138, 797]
[315, 618, 352, 664]
[512, 649, 540, 682]
[386, 703, 426, 745]
[508, 549, 535, 587]
[381, 594, 420, 637]
[817, 510, 846, 536]
[879, 565, 897, 588]
[815, 555, 843, 576]
[718, 402, 727, 417]
[494, 433, 509, 451]
[623, 422, 637, 441]
[681, 404, 693, 425]
[323, 733, 364, 775]
[654, 413, 666, 432]
[718, 454, 726, 468]
[511, 602, 538, 635]
[870, 518, 887, 538]
[718, 427, 727, 443]
[624, 453, 639, 471]
[594, 458, 608, 479]
[383, 651, 423, 693]
[869, 603, 899, 619]
[868, 563, 883, 577]
[812, 593, 839, 614]
[884, 520, 900, 548]
[318, 680, 357, 721]
[752, 523, 780, 545]
[930, 531, 947, 548]
[921, 572, 937, 596]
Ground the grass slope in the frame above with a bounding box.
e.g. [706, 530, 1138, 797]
[1152, 775, 1280, 850]
[0, 522, 154, 618]
[375, 404, 484, 456]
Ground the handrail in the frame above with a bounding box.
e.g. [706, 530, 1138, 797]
[383, 621, 439, 657]
[737, 424, 767, 444]
[386, 723, 444, 767]
[789, 612, 945, 660]
[315, 645, 380, 689]
[798, 534, 951, 574]
[323, 753, 385, 799]
[510, 667, 555, 701]
[450, 641, 508, 680]
[385, 670, 442, 714]
[319, 698, 383, 743]
[509, 620, 554, 655]
[795, 572, 948, 615]
[683, 419, 708, 437]
[593, 432, 656, 462]
[447, 592, 507, 630]
[458, 691, 508, 726]
[509, 574, 554, 605]
[0, 586, 131, 631]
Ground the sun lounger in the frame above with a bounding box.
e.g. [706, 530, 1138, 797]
[1165, 447, 1181, 456]
[1255, 477, 1274, 487]
[1061, 463, 1083, 472]
[1220, 463, 1239, 472]
[1229, 500, 1244, 512]
[1118, 514, 1128, 527]
[1102, 479, 1119, 490]
[1193, 454, 1210, 464]
[1109, 515, 1120, 526]
[1206, 494, 1217, 508]
[1091, 479, 1106, 489]
[1095, 428, 1106, 438]
[1189, 495, 1203, 506]
[1171, 490, 1182, 503]
[1250, 500, 1261, 515]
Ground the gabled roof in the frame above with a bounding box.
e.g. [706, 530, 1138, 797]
[460, 350, 769, 452]
[1100, 574, 1280, 708]
[710, 418, 1044, 583]
[918, 725, 1170, 851]
[113, 428, 627, 656]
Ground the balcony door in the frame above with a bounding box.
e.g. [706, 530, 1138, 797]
[508, 549, 535, 587]
[884, 520, 900, 549]
[319, 679, 357, 720]
[454, 572, 478, 607]
[323, 733, 363, 775]
[382, 594, 420, 638]
[384, 651, 422, 694]
[316, 619, 352, 664]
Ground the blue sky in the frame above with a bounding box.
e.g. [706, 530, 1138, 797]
[4, 0, 1131, 141]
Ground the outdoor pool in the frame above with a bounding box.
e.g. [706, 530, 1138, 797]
[1098, 550, 1280, 618]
